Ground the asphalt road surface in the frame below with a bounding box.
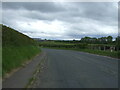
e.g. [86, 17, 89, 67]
[33, 48, 118, 88]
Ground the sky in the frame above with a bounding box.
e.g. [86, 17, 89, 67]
[2, 2, 118, 40]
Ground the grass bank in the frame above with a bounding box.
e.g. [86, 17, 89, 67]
[2, 25, 41, 77]
[0, 48, 1, 77]
[3, 46, 40, 76]
[77, 49, 119, 59]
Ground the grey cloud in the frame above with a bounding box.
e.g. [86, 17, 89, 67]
[2, 2, 66, 13]
[63, 2, 117, 26]
[2, 2, 118, 40]
[3, 2, 117, 25]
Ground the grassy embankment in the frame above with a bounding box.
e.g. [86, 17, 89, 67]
[2, 25, 40, 77]
[0, 25, 1, 78]
[39, 41, 119, 59]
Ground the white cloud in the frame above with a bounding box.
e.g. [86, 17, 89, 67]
[2, 2, 118, 40]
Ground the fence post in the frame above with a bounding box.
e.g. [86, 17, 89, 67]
[104, 46, 106, 51]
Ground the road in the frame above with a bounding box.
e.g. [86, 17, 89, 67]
[33, 48, 118, 88]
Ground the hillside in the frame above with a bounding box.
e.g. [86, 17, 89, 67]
[2, 25, 40, 77]
[2, 25, 36, 47]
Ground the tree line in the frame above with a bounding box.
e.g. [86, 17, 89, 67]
[80, 36, 119, 44]
[54, 36, 120, 45]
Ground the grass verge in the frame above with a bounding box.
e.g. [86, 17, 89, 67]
[25, 55, 47, 88]
[2, 46, 40, 77]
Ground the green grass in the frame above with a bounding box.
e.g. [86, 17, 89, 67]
[39, 41, 87, 49]
[77, 49, 119, 59]
[2, 24, 41, 77]
[3, 46, 40, 76]
[0, 47, 2, 77]
[39, 41, 75, 45]
[2, 25, 36, 47]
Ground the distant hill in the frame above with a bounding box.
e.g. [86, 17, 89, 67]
[2, 24, 36, 47]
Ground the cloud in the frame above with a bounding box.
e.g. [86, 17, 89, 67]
[2, 2, 118, 40]
[3, 2, 66, 13]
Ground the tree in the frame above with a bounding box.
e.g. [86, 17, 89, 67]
[73, 39, 76, 41]
[98, 37, 107, 44]
[116, 36, 120, 50]
[116, 36, 120, 42]
[81, 37, 91, 43]
[107, 36, 113, 43]
[91, 37, 97, 44]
